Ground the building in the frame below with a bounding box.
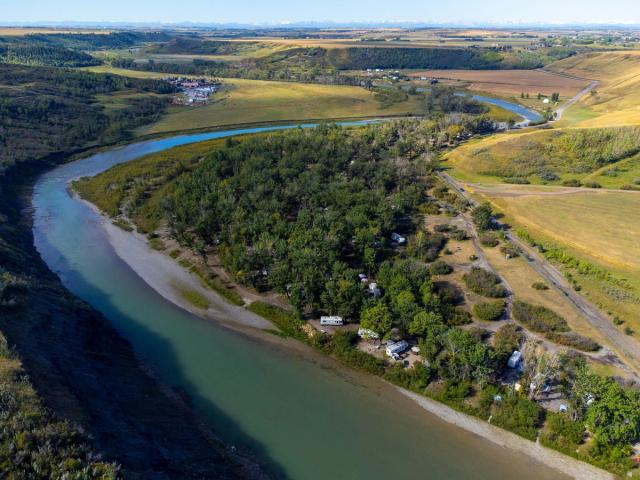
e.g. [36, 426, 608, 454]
[320, 316, 344, 326]
[386, 340, 409, 358]
[508, 350, 523, 369]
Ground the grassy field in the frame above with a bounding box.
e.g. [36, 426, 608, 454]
[141, 78, 424, 135]
[483, 189, 640, 335]
[549, 51, 640, 127]
[87, 65, 424, 135]
[408, 69, 587, 97]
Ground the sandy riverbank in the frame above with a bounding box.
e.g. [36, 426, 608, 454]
[88, 196, 617, 480]
[103, 219, 274, 331]
[399, 388, 615, 480]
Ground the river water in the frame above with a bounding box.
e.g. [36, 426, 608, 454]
[32, 124, 565, 480]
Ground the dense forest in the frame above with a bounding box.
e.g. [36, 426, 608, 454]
[0, 31, 173, 67]
[0, 64, 175, 177]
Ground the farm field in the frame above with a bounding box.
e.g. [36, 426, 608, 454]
[139, 78, 424, 135]
[407, 69, 588, 97]
[483, 188, 640, 336]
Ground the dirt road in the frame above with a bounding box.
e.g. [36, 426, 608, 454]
[439, 171, 640, 376]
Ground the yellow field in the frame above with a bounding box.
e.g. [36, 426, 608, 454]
[484, 189, 640, 334]
[549, 51, 640, 127]
[140, 78, 424, 135]
[408, 69, 587, 97]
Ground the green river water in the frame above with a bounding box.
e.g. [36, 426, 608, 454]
[32, 124, 567, 480]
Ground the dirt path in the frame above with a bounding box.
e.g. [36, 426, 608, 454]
[439, 171, 640, 377]
[554, 80, 599, 120]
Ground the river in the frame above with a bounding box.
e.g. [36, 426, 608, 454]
[32, 123, 566, 480]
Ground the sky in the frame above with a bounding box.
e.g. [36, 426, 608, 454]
[2, 0, 640, 26]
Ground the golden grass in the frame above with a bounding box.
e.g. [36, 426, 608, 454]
[548, 51, 640, 127]
[490, 191, 640, 271]
[484, 190, 640, 335]
[140, 78, 423, 135]
[408, 69, 587, 97]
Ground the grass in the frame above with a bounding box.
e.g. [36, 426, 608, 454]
[445, 126, 640, 186]
[140, 78, 424, 135]
[247, 301, 303, 338]
[483, 190, 640, 336]
[174, 285, 211, 309]
[548, 51, 640, 128]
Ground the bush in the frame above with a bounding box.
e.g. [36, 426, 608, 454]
[531, 281, 549, 290]
[479, 232, 499, 247]
[500, 244, 519, 258]
[502, 177, 530, 184]
[541, 412, 585, 454]
[491, 393, 544, 441]
[512, 300, 569, 333]
[450, 228, 469, 241]
[539, 170, 560, 181]
[494, 324, 524, 356]
[583, 181, 602, 189]
[463, 267, 507, 298]
[473, 300, 505, 321]
[562, 178, 582, 187]
[429, 260, 453, 275]
[545, 332, 600, 352]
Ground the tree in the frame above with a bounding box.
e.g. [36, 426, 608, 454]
[393, 290, 420, 330]
[360, 303, 392, 336]
[409, 310, 444, 337]
[521, 339, 560, 400]
[471, 202, 494, 231]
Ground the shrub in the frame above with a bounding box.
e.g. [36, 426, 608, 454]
[445, 307, 473, 326]
[502, 177, 530, 184]
[429, 260, 453, 276]
[494, 324, 524, 356]
[463, 267, 507, 298]
[500, 244, 519, 258]
[479, 232, 499, 247]
[473, 300, 505, 321]
[512, 300, 569, 333]
[583, 181, 602, 189]
[541, 412, 585, 454]
[546, 332, 600, 352]
[491, 393, 544, 441]
[531, 281, 549, 290]
[562, 178, 582, 187]
[539, 170, 560, 181]
[450, 228, 469, 241]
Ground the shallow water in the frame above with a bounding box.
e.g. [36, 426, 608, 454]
[32, 123, 565, 480]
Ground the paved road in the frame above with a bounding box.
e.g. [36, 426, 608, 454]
[439, 171, 640, 376]
[554, 80, 599, 121]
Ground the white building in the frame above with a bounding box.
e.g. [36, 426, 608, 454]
[320, 316, 344, 326]
[386, 340, 409, 358]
